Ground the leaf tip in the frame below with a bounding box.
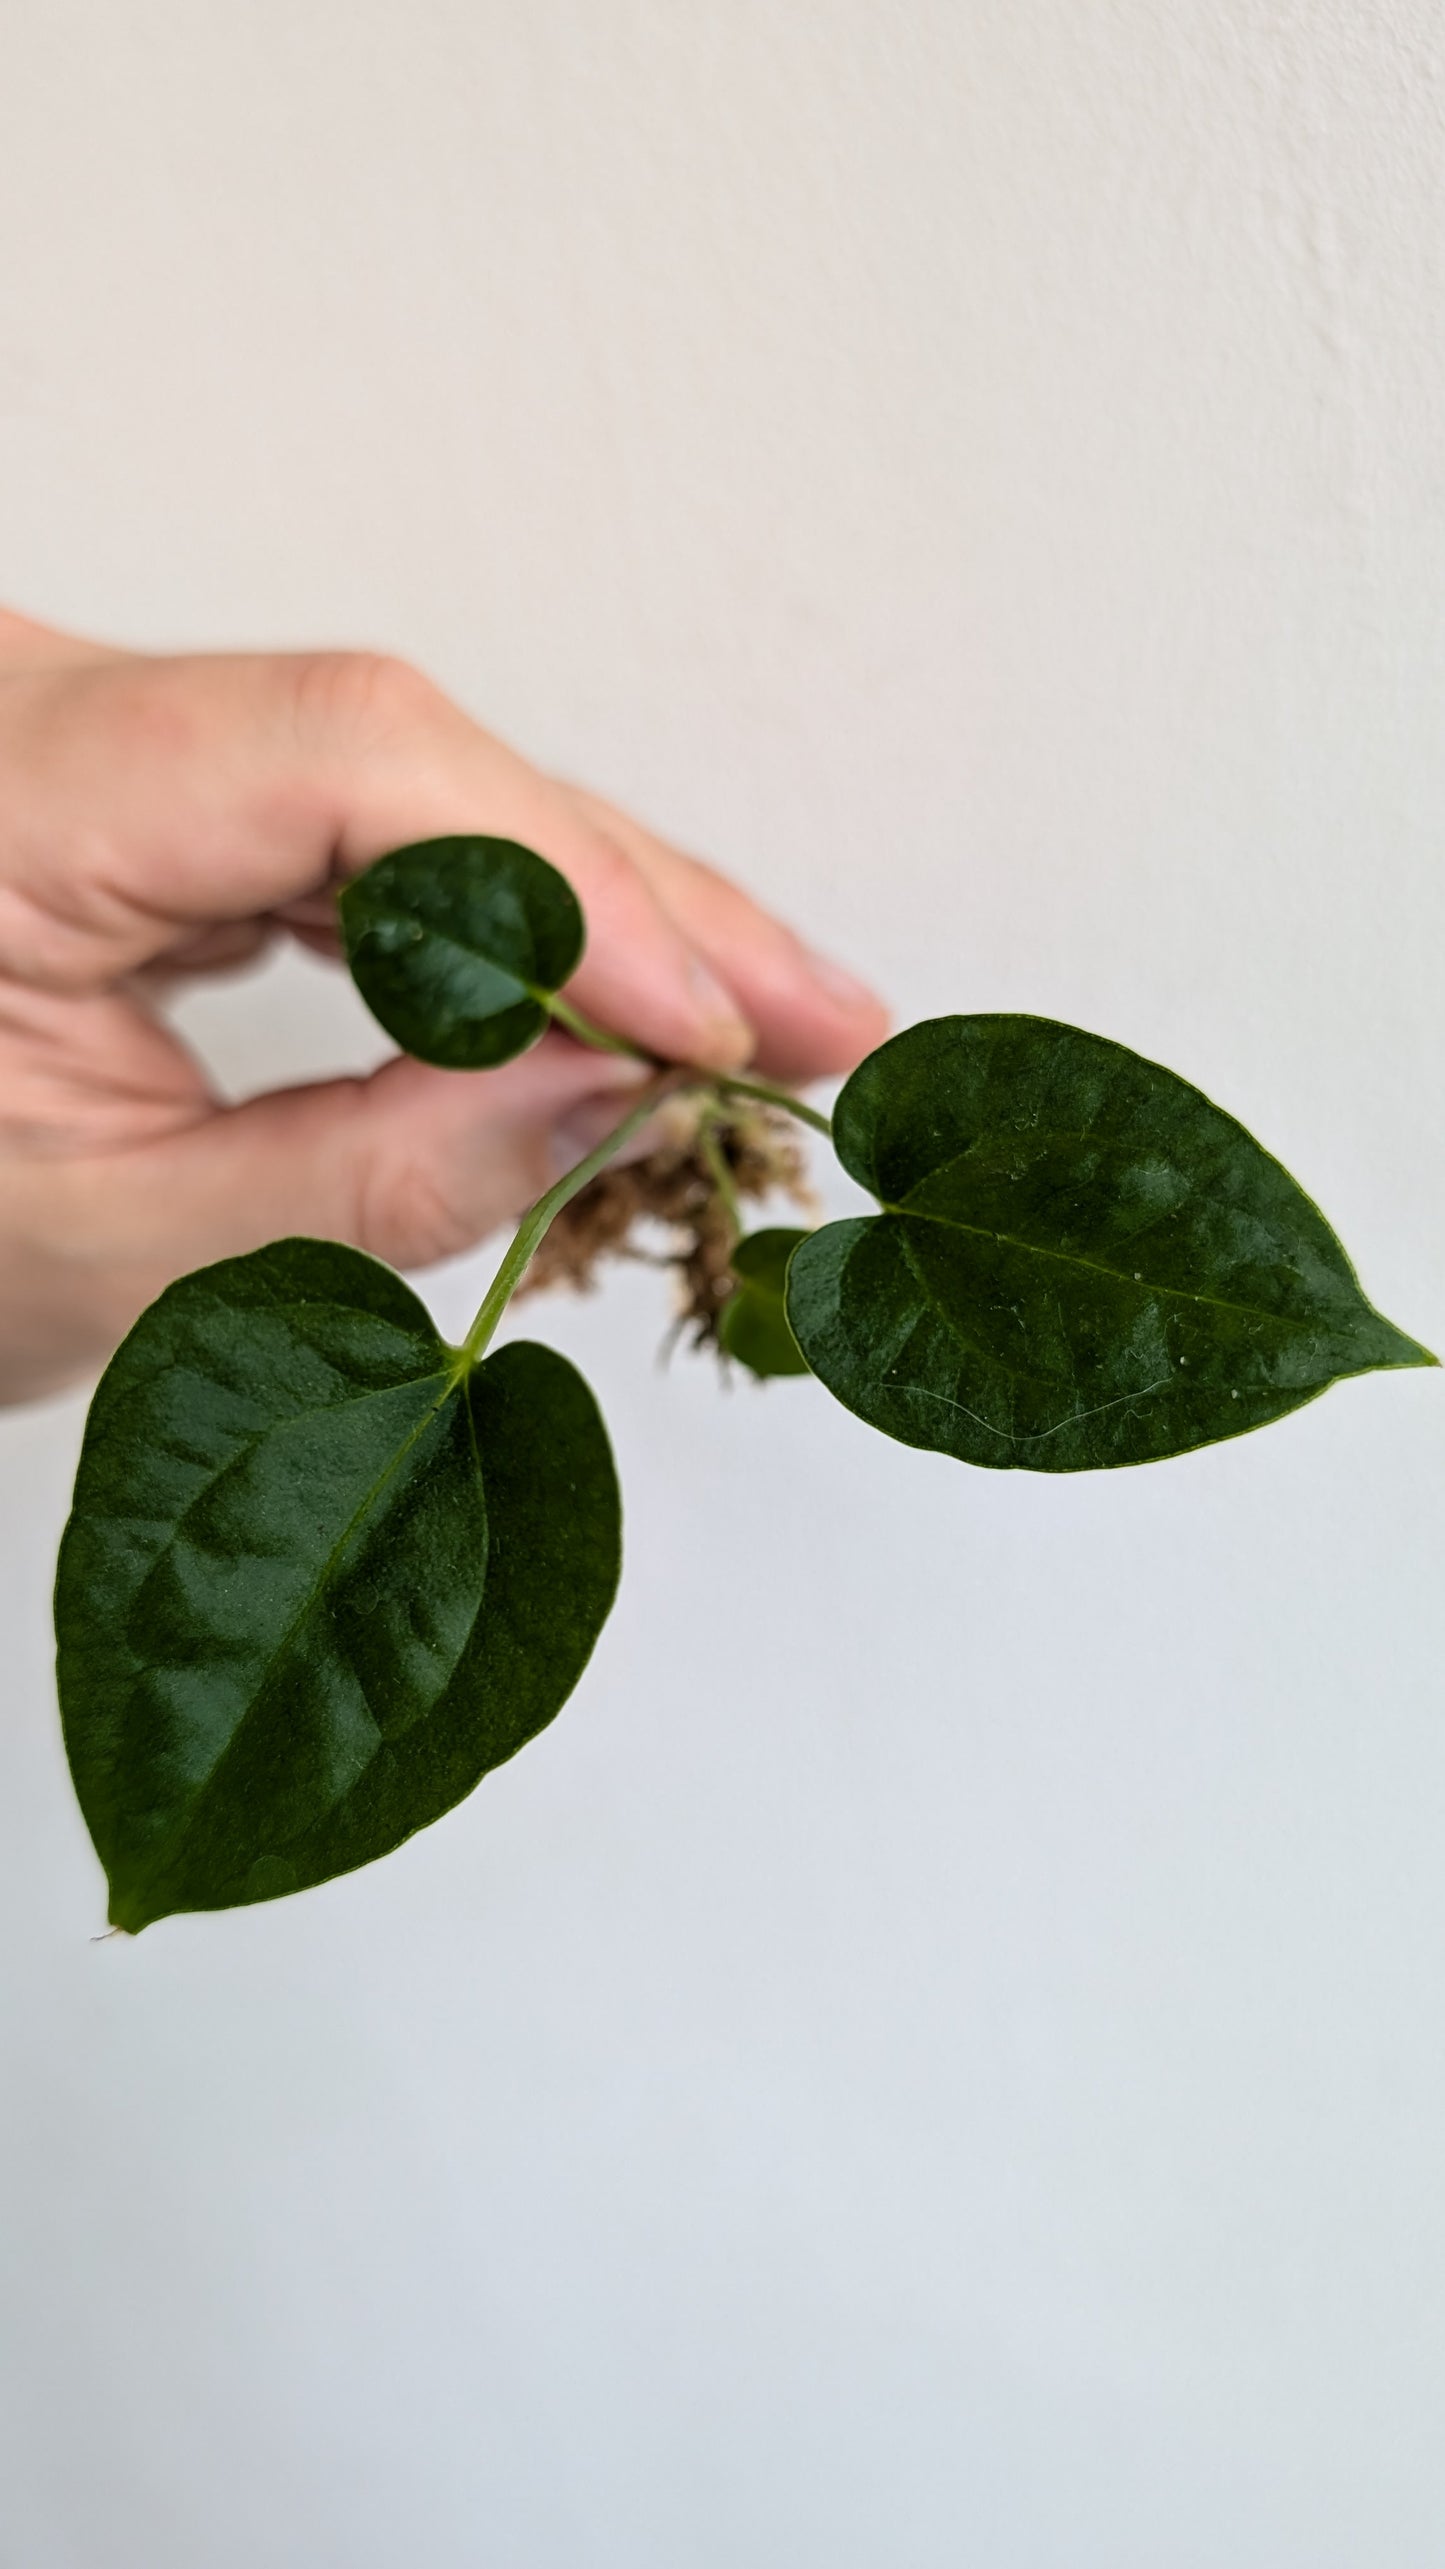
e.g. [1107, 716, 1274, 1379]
[1372, 1313, 1440, 1372]
[106, 1884, 157, 1937]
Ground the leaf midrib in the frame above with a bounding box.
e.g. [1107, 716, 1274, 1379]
[102, 1368, 446, 1572]
[881, 1199, 1322, 1332]
[124, 1364, 463, 1910]
[371, 910, 543, 1009]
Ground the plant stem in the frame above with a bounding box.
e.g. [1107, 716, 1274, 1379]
[545, 994, 656, 1063]
[713, 1073, 834, 1138]
[456, 1073, 691, 1368]
[454, 1055, 834, 1370]
[699, 1116, 744, 1239]
[546, 992, 834, 1138]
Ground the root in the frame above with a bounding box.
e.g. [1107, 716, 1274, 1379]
[516, 1094, 815, 1352]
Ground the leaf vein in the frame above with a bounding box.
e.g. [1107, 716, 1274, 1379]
[125, 1370, 459, 1904]
[883, 1203, 1315, 1327]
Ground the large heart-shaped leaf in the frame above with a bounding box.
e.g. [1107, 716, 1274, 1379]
[718, 1229, 813, 1377]
[339, 835, 584, 1067]
[56, 1239, 619, 1930]
[787, 1016, 1435, 1471]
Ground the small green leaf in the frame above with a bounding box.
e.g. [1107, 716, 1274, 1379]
[718, 1229, 813, 1377]
[339, 836, 584, 1068]
[55, 1239, 619, 1930]
[787, 1016, 1435, 1471]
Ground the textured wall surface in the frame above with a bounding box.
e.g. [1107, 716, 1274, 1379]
[2, 6, 1443, 2563]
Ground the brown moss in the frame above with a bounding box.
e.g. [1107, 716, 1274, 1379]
[516, 1095, 815, 1353]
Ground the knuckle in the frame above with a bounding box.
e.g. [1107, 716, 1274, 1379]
[288, 648, 440, 747]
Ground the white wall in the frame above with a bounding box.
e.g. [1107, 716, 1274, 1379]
[2, 6, 1443, 2562]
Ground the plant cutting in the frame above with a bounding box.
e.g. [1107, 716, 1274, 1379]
[55, 837, 1436, 1932]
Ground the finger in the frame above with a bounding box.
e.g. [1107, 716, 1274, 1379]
[276, 872, 755, 1071]
[115, 1038, 653, 1273]
[19, 1038, 656, 1375]
[302, 666, 756, 1069]
[0, 603, 122, 667]
[280, 782, 886, 1081]
[131, 919, 278, 989]
[3, 648, 754, 1069]
[563, 788, 890, 1082]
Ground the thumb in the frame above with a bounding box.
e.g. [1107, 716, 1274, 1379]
[29, 1040, 651, 1386]
[165, 1039, 654, 1275]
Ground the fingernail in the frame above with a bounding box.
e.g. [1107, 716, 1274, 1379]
[799, 944, 879, 1010]
[687, 954, 753, 1053]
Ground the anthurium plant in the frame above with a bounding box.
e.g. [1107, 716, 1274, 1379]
[55, 838, 1436, 1932]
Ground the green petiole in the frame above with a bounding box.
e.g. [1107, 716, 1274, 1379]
[455, 1057, 831, 1367]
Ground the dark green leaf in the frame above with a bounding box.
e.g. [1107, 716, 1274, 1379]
[339, 836, 584, 1068]
[718, 1229, 813, 1377]
[787, 1016, 1435, 1471]
[55, 1238, 619, 1930]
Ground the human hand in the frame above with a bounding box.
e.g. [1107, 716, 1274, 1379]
[0, 608, 887, 1402]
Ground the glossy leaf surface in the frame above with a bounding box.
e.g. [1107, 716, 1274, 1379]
[56, 1239, 619, 1929]
[787, 1016, 1434, 1471]
[718, 1229, 813, 1377]
[339, 835, 584, 1067]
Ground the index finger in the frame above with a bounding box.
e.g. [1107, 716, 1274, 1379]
[562, 788, 890, 1083]
[3, 648, 747, 1068]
